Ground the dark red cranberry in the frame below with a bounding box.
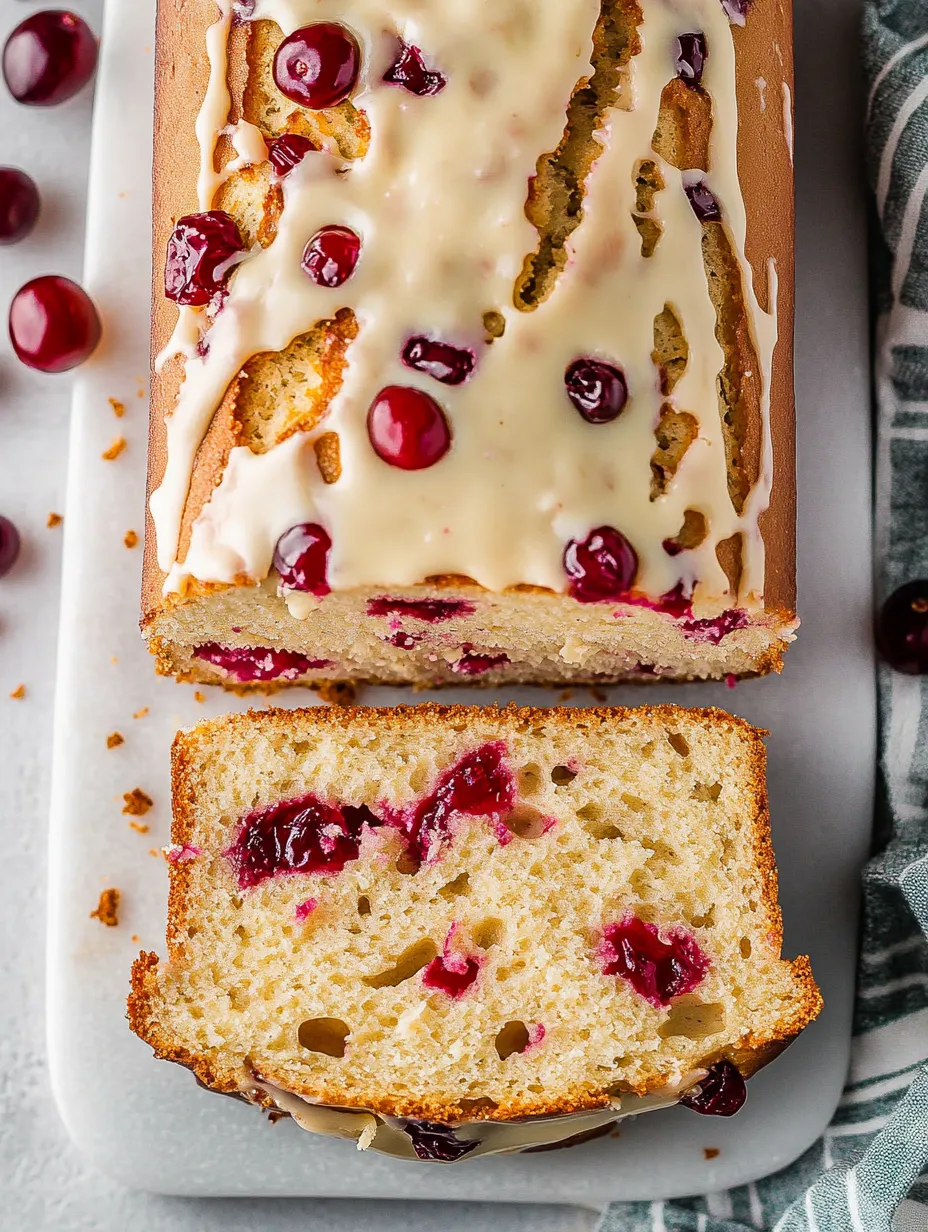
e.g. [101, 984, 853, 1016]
[273, 23, 360, 110]
[877, 581, 928, 673]
[267, 133, 317, 177]
[0, 516, 21, 578]
[682, 608, 748, 645]
[423, 952, 481, 998]
[720, 0, 751, 25]
[401, 1121, 478, 1162]
[9, 275, 101, 372]
[662, 538, 683, 557]
[383, 41, 446, 97]
[367, 596, 476, 623]
[565, 358, 628, 424]
[599, 915, 709, 1007]
[164, 212, 244, 306]
[2, 11, 97, 106]
[451, 649, 511, 676]
[0, 168, 39, 244]
[193, 644, 331, 683]
[226, 793, 382, 889]
[674, 33, 707, 84]
[680, 1060, 747, 1116]
[301, 225, 361, 288]
[685, 180, 722, 222]
[367, 386, 451, 470]
[564, 527, 638, 602]
[273, 523, 331, 596]
[402, 336, 475, 386]
[385, 631, 423, 650]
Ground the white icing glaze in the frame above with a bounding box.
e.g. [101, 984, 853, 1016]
[781, 80, 793, 164]
[152, 0, 780, 612]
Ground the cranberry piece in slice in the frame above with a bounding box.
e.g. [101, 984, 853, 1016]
[267, 133, 317, 178]
[876, 581, 928, 674]
[675, 32, 707, 85]
[720, 0, 751, 27]
[368, 386, 451, 470]
[402, 336, 475, 386]
[164, 211, 245, 307]
[383, 41, 447, 97]
[193, 644, 331, 683]
[2, 11, 97, 106]
[680, 1060, 747, 1116]
[599, 915, 709, 1007]
[401, 1121, 478, 1163]
[273, 23, 360, 110]
[301, 225, 361, 288]
[685, 179, 722, 223]
[366, 597, 476, 623]
[682, 608, 748, 645]
[384, 631, 423, 650]
[423, 951, 481, 998]
[565, 358, 629, 424]
[0, 516, 22, 578]
[273, 523, 332, 596]
[0, 168, 40, 244]
[451, 649, 511, 676]
[9, 275, 101, 373]
[564, 527, 638, 603]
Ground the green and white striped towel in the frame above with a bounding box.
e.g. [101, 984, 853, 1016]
[597, 3, 928, 1228]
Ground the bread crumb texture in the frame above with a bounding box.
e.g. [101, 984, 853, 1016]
[9, 684, 25, 700]
[91, 888, 120, 927]
[102, 437, 126, 461]
[107, 731, 125, 749]
[46, 512, 62, 528]
[123, 788, 154, 817]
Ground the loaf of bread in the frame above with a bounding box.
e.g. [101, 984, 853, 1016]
[144, 1, 797, 688]
[129, 704, 820, 1159]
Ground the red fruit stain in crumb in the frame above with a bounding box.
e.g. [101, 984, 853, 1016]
[193, 643, 331, 683]
[164, 843, 202, 863]
[527, 1023, 546, 1050]
[620, 582, 693, 620]
[366, 596, 476, 623]
[295, 897, 319, 921]
[451, 646, 511, 675]
[725, 673, 738, 689]
[423, 926, 482, 998]
[384, 631, 424, 650]
[598, 915, 709, 1007]
[682, 609, 748, 645]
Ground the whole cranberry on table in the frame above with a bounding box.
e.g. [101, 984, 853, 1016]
[876, 581, 928, 674]
[9, 275, 102, 373]
[0, 168, 40, 244]
[2, 10, 98, 106]
[0, 516, 21, 579]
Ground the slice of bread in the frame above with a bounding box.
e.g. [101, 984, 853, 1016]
[129, 704, 820, 1160]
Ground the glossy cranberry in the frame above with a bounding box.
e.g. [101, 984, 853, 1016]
[383, 41, 447, 97]
[720, 0, 751, 26]
[599, 915, 709, 1007]
[685, 180, 722, 222]
[368, 386, 451, 470]
[564, 527, 638, 602]
[565, 358, 628, 424]
[876, 581, 928, 673]
[367, 596, 476, 623]
[0, 168, 39, 244]
[451, 649, 511, 676]
[390, 741, 515, 866]
[9, 275, 101, 372]
[193, 644, 331, 683]
[682, 608, 748, 645]
[401, 1121, 478, 1163]
[273, 523, 331, 596]
[273, 23, 360, 110]
[267, 133, 317, 177]
[164, 211, 244, 306]
[3, 11, 97, 105]
[402, 336, 475, 386]
[226, 793, 382, 889]
[301, 225, 361, 288]
[675, 33, 707, 84]
[423, 951, 481, 998]
[0, 516, 22, 578]
[681, 1060, 747, 1116]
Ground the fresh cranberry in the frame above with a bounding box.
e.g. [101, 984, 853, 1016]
[273, 23, 360, 110]
[685, 180, 722, 222]
[0, 516, 21, 578]
[599, 915, 709, 1007]
[682, 608, 748, 645]
[564, 527, 638, 602]
[662, 538, 683, 557]
[368, 386, 451, 470]
[267, 133, 317, 177]
[0, 168, 40, 244]
[877, 581, 928, 673]
[384, 631, 423, 650]
[401, 1121, 477, 1162]
[389, 742, 515, 866]
[2, 11, 97, 106]
[675, 33, 707, 84]
[402, 336, 475, 386]
[273, 523, 331, 596]
[383, 41, 446, 97]
[226, 794, 382, 889]
[423, 951, 481, 998]
[451, 648, 511, 675]
[720, 0, 751, 25]
[9, 275, 101, 372]
[565, 358, 628, 424]
[301, 225, 361, 288]
[366, 597, 476, 623]
[164, 212, 244, 307]
[680, 1060, 747, 1116]
[193, 644, 331, 682]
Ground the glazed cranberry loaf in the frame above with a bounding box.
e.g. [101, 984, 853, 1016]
[144, 0, 797, 688]
[129, 705, 820, 1159]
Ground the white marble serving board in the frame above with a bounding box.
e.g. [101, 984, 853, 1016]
[47, 0, 874, 1210]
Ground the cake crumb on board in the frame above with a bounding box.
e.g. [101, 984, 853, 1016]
[124, 529, 138, 549]
[90, 888, 120, 927]
[129, 821, 150, 835]
[46, 512, 63, 528]
[133, 707, 149, 719]
[194, 690, 206, 703]
[123, 788, 154, 816]
[102, 437, 126, 461]
[107, 731, 125, 749]
[704, 1147, 720, 1160]
[9, 684, 26, 700]
[109, 397, 125, 418]
[314, 680, 357, 707]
